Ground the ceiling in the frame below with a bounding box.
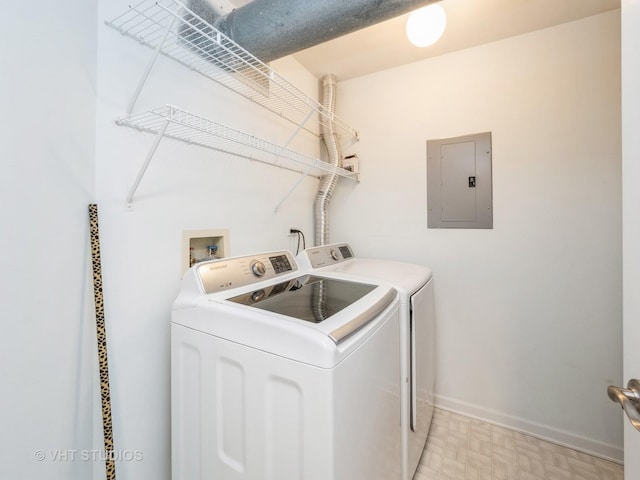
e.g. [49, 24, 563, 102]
[224, 0, 620, 81]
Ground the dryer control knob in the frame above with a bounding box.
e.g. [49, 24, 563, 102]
[250, 260, 266, 277]
[330, 249, 339, 261]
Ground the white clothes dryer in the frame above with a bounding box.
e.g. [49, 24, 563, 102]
[297, 243, 435, 480]
[171, 250, 403, 480]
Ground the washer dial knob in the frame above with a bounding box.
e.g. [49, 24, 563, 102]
[251, 290, 266, 302]
[330, 249, 340, 261]
[250, 260, 266, 277]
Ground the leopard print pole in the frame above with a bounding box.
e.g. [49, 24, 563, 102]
[88, 204, 117, 480]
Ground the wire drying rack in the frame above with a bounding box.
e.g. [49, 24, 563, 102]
[106, 0, 360, 207]
[119, 106, 358, 206]
[106, 0, 359, 139]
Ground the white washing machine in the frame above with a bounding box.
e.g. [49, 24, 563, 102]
[297, 243, 435, 480]
[171, 250, 403, 480]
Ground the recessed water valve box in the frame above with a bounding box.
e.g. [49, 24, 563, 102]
[182, 229, 229, 273]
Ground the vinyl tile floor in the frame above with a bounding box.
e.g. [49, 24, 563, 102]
[415, 409, 624, 480]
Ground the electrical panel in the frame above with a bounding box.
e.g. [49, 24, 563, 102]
[427, 132, 493, 229]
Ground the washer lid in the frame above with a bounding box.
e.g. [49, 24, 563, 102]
[228, 275, 374, 321]
[227, 274, 392, 344]
[172, 276, 398, 366]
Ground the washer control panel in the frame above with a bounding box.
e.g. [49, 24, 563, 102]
[300, 243, 355, 269]
[197, 250, 297, 294]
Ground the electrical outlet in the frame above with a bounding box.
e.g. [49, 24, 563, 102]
[343, 154, 359, 174]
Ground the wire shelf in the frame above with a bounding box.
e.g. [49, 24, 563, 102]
[118, 105, 358, 179]
[106, 0, 359, 140]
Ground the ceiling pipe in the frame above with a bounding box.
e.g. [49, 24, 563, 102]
[189, 0, 440, 63]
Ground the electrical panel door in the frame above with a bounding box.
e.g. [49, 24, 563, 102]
[427, 132, 492, 229]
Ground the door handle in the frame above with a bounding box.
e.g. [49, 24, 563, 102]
[608, 379, 640, 431]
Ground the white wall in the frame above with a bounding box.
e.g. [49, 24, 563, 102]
[0, 1, 98, 479]
[93, 2, 323, 478]
[332, 11, 623, 460]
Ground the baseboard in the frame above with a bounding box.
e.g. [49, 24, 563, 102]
[434, 394, 623, 464]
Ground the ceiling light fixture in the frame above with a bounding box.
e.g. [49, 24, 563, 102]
[406, 3, 447, 48]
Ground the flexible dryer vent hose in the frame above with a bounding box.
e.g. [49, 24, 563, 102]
[313, 74, 342, 321]
[88, 204, 117, 480]
[314, 73, 343, 247]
